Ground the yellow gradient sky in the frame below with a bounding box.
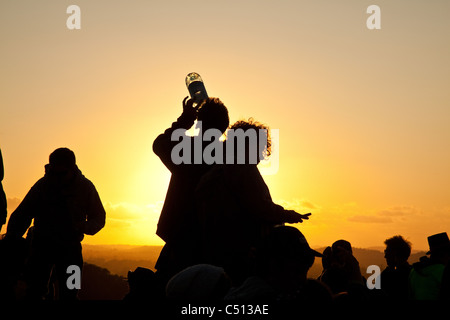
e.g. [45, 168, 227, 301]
[1, 1, 449, 251]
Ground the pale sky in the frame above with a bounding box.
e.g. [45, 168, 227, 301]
[1, 0, 449, 250]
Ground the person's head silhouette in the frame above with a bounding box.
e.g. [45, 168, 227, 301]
[46, 147, 77, 185]
[196, 97, 229, 134]
[228, 118, 271, 165]
[256, 226, 322, 287]
[384, 235, 411, 268]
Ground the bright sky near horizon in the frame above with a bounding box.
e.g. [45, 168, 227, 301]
[1, 1, 449, 251]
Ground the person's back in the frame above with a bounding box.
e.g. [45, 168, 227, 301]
[165, 264, 231, 301]
[7, 152, 106, 243]
[195, 119, 310, 284]
[319, 240, 354, 295]
[195, 163, 276, 283]
[380, 235, 412, 300]
[409, 232, 450, 300]
[6, 148, 106, 300]
[196, 162, 297, 251]
[409, 256, 445, 300]
[381, 264, 411, 300]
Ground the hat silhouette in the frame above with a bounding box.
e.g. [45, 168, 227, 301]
[426, 232, 450, 255]
[265, 226, 323, 258]
[332, 239, 352, 254]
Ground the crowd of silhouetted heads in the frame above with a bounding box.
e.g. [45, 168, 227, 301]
[122, 230, 450, 305]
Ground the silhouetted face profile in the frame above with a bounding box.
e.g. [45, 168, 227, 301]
[384, 247, 399, 267]
[47, 147, 77, 185]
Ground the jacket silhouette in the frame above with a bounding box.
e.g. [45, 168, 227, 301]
[195, 119, 309, 284]
[6, 148, 105, 300]
[409, 256, 445, 300]
[152, 97, 229, 281]
[7, 165, 105, 242]
[196, 164, 302, 251]
[152, 109, 206, 244]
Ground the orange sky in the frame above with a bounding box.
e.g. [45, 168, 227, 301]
[1, 1, 449, 251]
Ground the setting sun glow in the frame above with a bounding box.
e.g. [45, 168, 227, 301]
[1, 1, 449, 252]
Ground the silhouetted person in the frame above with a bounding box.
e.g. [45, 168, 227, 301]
[318, 246, 333, 279]
[0, 149, 7, 233]
[6, 148, 106, 300]
[0, 234, 28, 300]
[318, 239, 353, 295]
[224, 226, 330, 304]
[332, 239, 352, 254]
[153, 97, 229, 284]
[166, 264, 231, 301]
[195, 119, 311, 285]
[409, 232, 450, 300]
[318, 239, 374, 301]
[124, 267, 159, 301]
[380, 235, 412, 300]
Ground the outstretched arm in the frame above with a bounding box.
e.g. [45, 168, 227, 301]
[229, 165, 311, 224]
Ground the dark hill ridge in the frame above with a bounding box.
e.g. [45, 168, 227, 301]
[82, 244, 162, 276]
[82, 244, 427, 279]
[79, 263, 129, 300]
[7, 245, 427, 300]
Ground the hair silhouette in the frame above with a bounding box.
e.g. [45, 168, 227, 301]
[197, 97, 230, 133]
[380, 235, 412, 300]
[228, 118, 272, 161]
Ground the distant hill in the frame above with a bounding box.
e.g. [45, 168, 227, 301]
[79, 262, 129, 300]
[3, 242, 430, 300]
[82, 244, 428, 281]
[82, 244, 162, 277]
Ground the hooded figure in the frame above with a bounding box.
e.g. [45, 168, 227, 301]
[6, 148, 106, 300]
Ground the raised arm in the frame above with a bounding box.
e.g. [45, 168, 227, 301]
[153, 97, 198, 171]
